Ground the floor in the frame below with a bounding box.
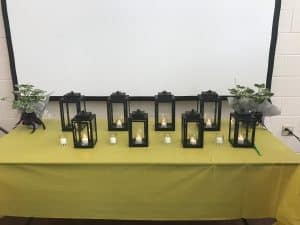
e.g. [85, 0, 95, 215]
[0, 217, 277, 225]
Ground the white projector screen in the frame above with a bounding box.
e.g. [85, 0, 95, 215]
[6, 0, 275, 96]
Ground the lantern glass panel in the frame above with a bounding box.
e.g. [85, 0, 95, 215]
[92, 118, 97, 143]
[79, 122, 89, 147]
[132, 122, 145, 144]
[238, 121, 254, 145]
[187, 122, 199, 143]
[112, 103, 125, 128]
[63, 103, 78, 126]
[203, 102, 218, 128]
[187, 122, 199, 141]
[229, 119, 234, 141]
[158, 103, 172, 128]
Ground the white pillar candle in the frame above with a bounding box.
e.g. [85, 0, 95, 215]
[237, 134, 244, 144]
[116, 119, 123, 128]
[206, 118, 212, 128]
[164, 135, 171, 144]
[81, 134, 89, 146]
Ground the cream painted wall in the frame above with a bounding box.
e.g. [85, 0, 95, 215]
[1, 0, 300, 153]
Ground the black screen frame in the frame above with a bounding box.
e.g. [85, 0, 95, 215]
[1, 0, 281, 102]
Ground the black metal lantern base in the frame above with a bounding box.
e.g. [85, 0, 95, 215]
[183, 140, 203, 148]
[109, 123, 128, 131]
[204, 123, 219, 132]
[156, 123, 175, 131]
[130, 138, 148, 147]
[14, 112, 46, 133]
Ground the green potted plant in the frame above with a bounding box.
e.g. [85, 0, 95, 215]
[12, 84, 49, 133]
[228, 83, 280, 123]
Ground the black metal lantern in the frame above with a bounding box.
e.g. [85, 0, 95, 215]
[128, 109, 148, 147]
[71, 111, 98, 148]
[182, 109, 204, 148]
[107, 91, 129, 131]
[198, 90, 222, 131]
[154, 91, 175, 131]
[229, 112, 258, 148]
[59, 91, 86, 131]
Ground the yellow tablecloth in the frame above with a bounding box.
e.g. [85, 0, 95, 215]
[0, 120, 299, 224]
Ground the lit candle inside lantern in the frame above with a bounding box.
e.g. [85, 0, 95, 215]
[190, 135, 197, 145]
[81, 133, 89, 146]
[135, 130, 143, 144]
[237, 134, 245, 144]
[116, 118, 123, 128]
[231, 118, 235, 126]
[206, 118, 212, 128]
[160, 115, 167, 128]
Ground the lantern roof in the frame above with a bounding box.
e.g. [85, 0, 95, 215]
[183, 109, 202, 120]
[198, 90, 219, 101]
[62, 91, 84, 101]
[108, 91, 128, 101]
[130, 109, 148, 120]
[231, 111, 259, 121]
[73, 111, 95, 121]
[155, 90, 175, 102]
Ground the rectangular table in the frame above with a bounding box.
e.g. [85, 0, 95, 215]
[0, 120, 299, 224]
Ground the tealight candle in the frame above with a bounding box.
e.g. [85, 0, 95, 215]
[206, 118, 212, 128]
[81, 133, 89, 146]
[164, 134, 171, 144]
[109, 134, 117, 144]
[116, 119, 123, 128]
[190, 136, 197, 145]
[237, 134, 244, 144]
[135, 134, 143, 144]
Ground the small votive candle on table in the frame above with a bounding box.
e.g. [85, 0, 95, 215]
[59, 134, 67, 146]
[109, 133, 117, 144]
[164, 134, 171, 144]
[216, 133, 224, 145]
